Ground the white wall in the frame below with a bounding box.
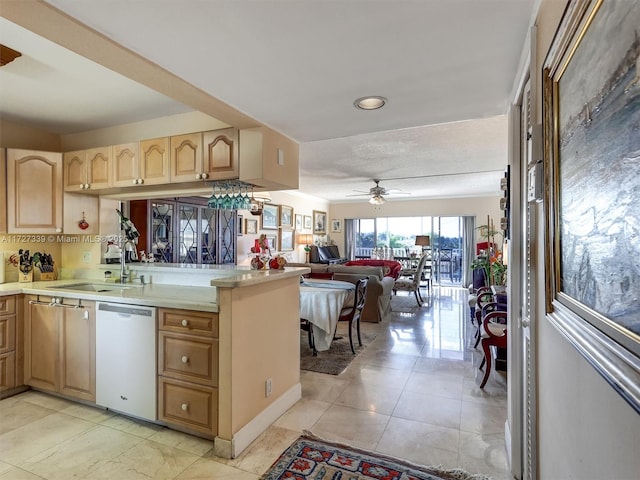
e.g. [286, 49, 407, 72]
[237, 191, 329, 266]
[534, 1, 640, 479]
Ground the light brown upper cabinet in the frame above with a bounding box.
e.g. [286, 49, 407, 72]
[63, 147, 112, 192]
[139, 137, 171, 186]
[113, 139, 170, 188]
[170, 128, 238, 183]
[170, 132, 204, 183]
[7, 149, 63, 234]
[203, 128, 239, 181]
[112, 142, 142, 187]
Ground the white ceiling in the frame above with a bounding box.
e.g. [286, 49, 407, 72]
[0, 0, 537, 202]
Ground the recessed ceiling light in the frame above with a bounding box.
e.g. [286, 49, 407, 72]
[354, 96, 387, 110]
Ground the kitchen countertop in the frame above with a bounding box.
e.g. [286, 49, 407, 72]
[0, 280, 219, 312]
[0, 266, 310, 311]
[208, 267, 309, 288]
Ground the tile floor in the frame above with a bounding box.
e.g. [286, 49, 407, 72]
[0, 285, 509, 479]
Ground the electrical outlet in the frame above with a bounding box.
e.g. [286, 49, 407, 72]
[265, 378, 272, 397]
[82, 251, 91, 264]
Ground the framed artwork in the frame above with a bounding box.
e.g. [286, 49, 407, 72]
[280, 205, 294, 228]
[303, 215, 312, 230]
[279, 229, 294, 251]
[261, 204, 279, 230]
[543, 0, 640, 412]
[313, 210, 326, 235]
[265, 234, 277, 251]
[237, 214, 243, 236]
[295, 214, 303, 231]
[330, 219, 342, 233]
[245, 218, 258, 235]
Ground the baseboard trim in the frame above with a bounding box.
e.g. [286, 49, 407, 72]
[214, 382, 302, 458]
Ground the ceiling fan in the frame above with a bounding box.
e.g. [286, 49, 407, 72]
[347, 179, 411, 205]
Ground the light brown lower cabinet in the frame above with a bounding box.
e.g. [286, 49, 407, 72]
[24, 297, 95, 402]
[157, 308, 219, 438]
[0, 295, 22, 396]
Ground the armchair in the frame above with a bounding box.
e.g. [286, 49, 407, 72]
[392, 253, 430, 306]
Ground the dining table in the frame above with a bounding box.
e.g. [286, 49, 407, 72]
[299, 279, 355, 352]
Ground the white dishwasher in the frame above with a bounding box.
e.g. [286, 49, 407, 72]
[96, 302, 157, 421]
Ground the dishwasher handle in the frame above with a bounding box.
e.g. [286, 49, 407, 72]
[97, 302, 154, 318]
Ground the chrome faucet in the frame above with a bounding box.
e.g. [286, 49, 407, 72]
[119, 239, 137, 283]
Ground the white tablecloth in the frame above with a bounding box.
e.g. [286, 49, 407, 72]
[300, 280, 355, 351]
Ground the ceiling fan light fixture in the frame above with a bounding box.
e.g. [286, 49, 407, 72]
[354, 96, 387, 110]
[369, 194, 386, 205]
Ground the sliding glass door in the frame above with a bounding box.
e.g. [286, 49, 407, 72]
[352, 215, 465, 286]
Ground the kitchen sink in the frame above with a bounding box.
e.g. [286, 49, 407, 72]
[48, 283, 142, 293]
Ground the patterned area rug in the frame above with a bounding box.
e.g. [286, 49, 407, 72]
[390, 293, 429, 313]
[261, 433, 490, 480]
[300, 329, 376, 376]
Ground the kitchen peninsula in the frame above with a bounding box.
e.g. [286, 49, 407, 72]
[0, 264, 308, 459]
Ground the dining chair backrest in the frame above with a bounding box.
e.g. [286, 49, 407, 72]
[411, 253, 430, 287]
[355, 277, 368, 313]
[337, 277, 369, 354]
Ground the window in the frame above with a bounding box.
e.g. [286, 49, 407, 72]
[352, 215, 464, 285]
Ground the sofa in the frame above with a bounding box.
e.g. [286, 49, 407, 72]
[288, 262, 394, 323]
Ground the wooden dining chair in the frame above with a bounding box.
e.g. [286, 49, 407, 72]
[336, 278, 368, 354]
[300, 318, 317, 356]
[479, 310, 508, 388]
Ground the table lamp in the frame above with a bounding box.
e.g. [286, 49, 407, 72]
[297, 233, 314, 262]
[415, 235, 430, 253]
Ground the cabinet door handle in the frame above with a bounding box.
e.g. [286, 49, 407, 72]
[181, 319, 189, 327]
[195, 173, 202, 180]
[84, 183, 91, 190]
[55, 227, 63, 233]
[181, 355, 189, 364]
[201, 173, 208, 179]
[138, 178, 144, 185]
[181, 403, 188, 411]
[132, 179, 138, 185]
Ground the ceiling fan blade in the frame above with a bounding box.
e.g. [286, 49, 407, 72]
[346, 192, 371, 197]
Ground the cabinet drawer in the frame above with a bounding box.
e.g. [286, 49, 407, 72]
[0, 315, 15, 354]
[159, 332, 218, 386]
[0, 297, 15, 316]
[158, 309, 218, 337]
[0, 352, 16, 391]
[158, 377, 217, 437]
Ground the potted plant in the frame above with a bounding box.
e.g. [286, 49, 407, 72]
[471, 217, 507, 286]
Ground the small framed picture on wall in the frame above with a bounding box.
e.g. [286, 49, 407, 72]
[295, 214, 303, 231]
[331, 219, 342, 233]
[313, 210, 326, 234]
[279, 229, 294, 251]
[280, 205, 294, 228]
[303, 215, 312, 230]
[245, 218, 258, 235]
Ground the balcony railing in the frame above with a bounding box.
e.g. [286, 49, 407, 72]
[354, 247, 463, 284]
